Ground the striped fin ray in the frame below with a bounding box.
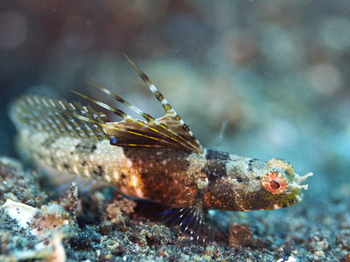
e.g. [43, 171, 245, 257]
[10, 95, 109, 141]
[70, 79, 197, 151]
[85, 79, 155, 123]
[72, 87, 203, 151]
[120, 53, 204, 152]
[71, 54, 204, 152]
[70, 89, 130, 120]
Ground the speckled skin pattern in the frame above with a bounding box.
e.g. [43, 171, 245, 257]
[15, 127, 309, 211]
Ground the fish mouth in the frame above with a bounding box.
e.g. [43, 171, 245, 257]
[290, 172, 313, 191]
[270, 193, 303, 209]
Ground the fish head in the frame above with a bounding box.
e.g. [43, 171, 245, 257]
[206, 157, 312, 211]
[244, 157, 313, 211]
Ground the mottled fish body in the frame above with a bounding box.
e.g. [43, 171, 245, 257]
[10, 54, 312, 242]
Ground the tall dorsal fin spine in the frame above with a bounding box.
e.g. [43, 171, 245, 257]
[84, 79, 155, 123]
[66, 54, 203, 152]
[70, 90, 129, 119]
[122, 53, 202, 152]
[121, 53, 176, 114]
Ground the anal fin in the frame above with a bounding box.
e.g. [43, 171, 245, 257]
[157, 206, 213, 244]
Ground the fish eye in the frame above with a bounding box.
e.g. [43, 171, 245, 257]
[262, 172, 287, 194]
[270, 180, 280, 189]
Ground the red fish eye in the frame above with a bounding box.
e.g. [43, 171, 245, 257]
[270, 180, 280, 189]
[262, 172, 287, 194]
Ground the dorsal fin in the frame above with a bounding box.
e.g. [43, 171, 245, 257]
[72, 54, 204, 153]
[10, 95, 109, 142]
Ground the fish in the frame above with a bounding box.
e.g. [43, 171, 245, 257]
[10, 54, 313, 243]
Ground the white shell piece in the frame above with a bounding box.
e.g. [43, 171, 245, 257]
[1, 199, 38, 229]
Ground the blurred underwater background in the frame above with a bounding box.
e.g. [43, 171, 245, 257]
[2, 0, 349, 203]
[1, 1, 350, 260]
